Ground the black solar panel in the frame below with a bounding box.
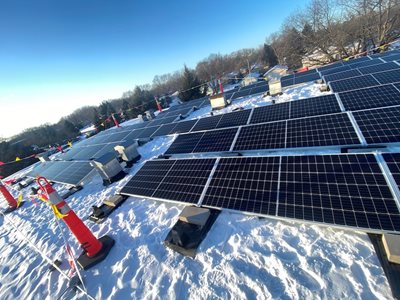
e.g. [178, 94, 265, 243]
[250, 102, 290, 124]
[320, 65, 351, 76]
[165, 132, 205, 155]
[278, 154, 400, 231]
[293, 72, 321, 84]
[233, 121, 286, 151]
[124, 128, 146, 140]
[137, 125, 161, 139]
[353, 106, 400, 144]
[216, 109, 251, 129]
[152, 123, 178, 137]
[383, 153, 400, 192]
[286, 113, 360, 148]
[338, 84, 400, 111]
[249, 84, 269, 95]
[382, 54, 400, 62]
[103, 131, 130, 143]
[92, 143, 119, 159]
[329, 74, 380, 93]
[347, 59, 382, 69]
[342, 56, 371, 65]
[147, 116, 177, 127]
[193, 128, 238, 153]
[317, 62, 343, 72]
[358, 62, 400, 75]
[53, 162, 94, 185]
[120, 158, 216, 203]
[191, 115, 223, 132]
[372, 69, 400, 84]
[323, 69, 362, 83]
[281, 78, 294, 87]
[231, 88, 252, 100]
[202, 156, 280, 215]
[289, 94, 341, 119]
[169, 120, 197, 134]
[72, 145, 105, 160]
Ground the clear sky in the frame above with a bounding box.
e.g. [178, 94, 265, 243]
[0, 0, 308, 138]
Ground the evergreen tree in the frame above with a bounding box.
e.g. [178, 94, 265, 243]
[179, 65, 205, 102]
[262, 44, 279, 68]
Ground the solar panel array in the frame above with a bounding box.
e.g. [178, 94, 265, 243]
[120, 154, 400, 233]
[229, 81, 269, 101]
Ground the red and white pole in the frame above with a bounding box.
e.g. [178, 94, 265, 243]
[155, 98, 162, 112]
[0, 181, 17, 209]
[218, 78, 224, 94]
[37, 177, 103, 257]
[111, 113, 120, 128]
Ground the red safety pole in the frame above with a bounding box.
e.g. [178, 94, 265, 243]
[111, 113, 120, 128]
[155, 98, 162, 112]
[37, 177, 103, 257]
[0, 181, 17, 208]
[218, 78, 224, 94]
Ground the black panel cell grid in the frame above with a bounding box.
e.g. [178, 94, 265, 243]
[323, 69, 362, 83]
[329, 74, 380, 93]
[286, 113, 361, 148]
[320, 65, 351, 76]
[383, 153, 400, 193]
[250, 102, 290, 124]
[169, 119, 197, 134]
[293, 72, 321, 84]
[382, 54, 400, 62]
[53, 162, 94, 186]
[137, 125, 161, 139]
[202, 156, 280, 216]
[289, 94, 341, 119]
[165, 132, 205, 155]
[216, 109, 251, 129]
[358, 62, 400, 75]
[191, 115, 223, 132]
[153, 158, 216, 203]
[193, 128, 238, 153]
[278, 154, 400, 231]
[372, 69, 400, 85]
[347, 58, 382, 69]
[231, 88, 252, 100]
[151, 123, 178, 137]
[317, 62, 343, 72]
[338, 84, 400, 111]
[353, 106, 400, 144]
[233, 121, 286, 151]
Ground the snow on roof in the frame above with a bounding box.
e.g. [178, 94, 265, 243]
[0, 81, 392, 299]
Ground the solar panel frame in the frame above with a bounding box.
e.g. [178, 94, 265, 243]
[285, 113, 361, 148]
[353, 106, 400, 144]
[329, 74, 380, 93]
[383, 153, 400, 195]
[337, 84, 400, 111]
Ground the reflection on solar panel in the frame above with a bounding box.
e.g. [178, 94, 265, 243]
[353, 106, 400, 144]
[250, 102, 290, 124]
[193, 128, 238, 153]
[347, 59, 382, 69]
[320, 65, 351, 76]
[120, 158, 216, 203]
[191, 115, 223, 132]
[337, 84, 400, 111]
[323, 69, 362, 83]
[372, 69, 400, 84]
[216, 109, 251, 129]
[383, 153, 400, 191]
[289, 95, 341, 119]
[329, 74, 380, 93]
[27, 161, 94, 186]
[278, 154, 400, 231]
[152, 123, 178, 137]
[293, 72, 321, 84]
[358, 61, 400, 75]
[382, 54, 400, 62]
[286, 113, 360, 148]
[233, 121, 286, 151]
[169, 120, 197, 134]
[202, 156, 280, 215]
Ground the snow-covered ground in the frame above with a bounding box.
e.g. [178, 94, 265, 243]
[0, 83, 393, 299]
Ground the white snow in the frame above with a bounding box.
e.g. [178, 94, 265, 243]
[0, 82, 393, 299]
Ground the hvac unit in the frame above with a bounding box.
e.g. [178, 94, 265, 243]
[90, 152, 126, 185]
[114, 140, 141, 167]
[210, 94, 228, 110]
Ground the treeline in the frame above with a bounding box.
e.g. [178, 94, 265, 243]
[1, 0, 399, 163]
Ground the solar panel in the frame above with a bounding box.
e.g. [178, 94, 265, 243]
[124, 128, 146, 140]
[191, 115, 223, 132]
[320, 65, 351, 76]
[53, 162, 94, 186]
[353, 106, 400, 144]
[71, 145, 105, 160]
[317, 62, 343, 72]
[286, 113, 361, 148]
[249, 84, 269, 95]
[358, 61, 400, 75]
[250, 102, 290, 124]
[165, 132, 205, 155]
[281, 78, 294, 87]
[192, 128, 238, 153]
[231, 88, 252, 100]
[169, 119, 197, 134]
[290, 95, 341, 119]
[329, 74, 380, 93]
[337, 84, 400, 111]
[120, 158, 216, 203]
[151, 123, 178, 137]
[372, 69, 400, 84]
[146, 116, 177, 127]
[382, 54, 400, 62]
[342, 56, 371, 65]
[202, 156, 280, 215]
[216, 109, 251, 129]
[91, 143, 119, 159]
[323, 69, 362, 83]
[278, 154, 400, 231]
[233, 121, 286, 151]
[383, 153, 400, 192]
[103, 131, 130, 143]
[293, 72, 321, 84]
[137, 125, 161, 139]
[347, 58, 382, 69]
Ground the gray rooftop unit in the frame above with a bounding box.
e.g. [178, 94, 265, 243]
[90, 152, 126, 185]
[114, 140, 141, 167]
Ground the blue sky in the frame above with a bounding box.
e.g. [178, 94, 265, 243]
[0, 0, 308, 138]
